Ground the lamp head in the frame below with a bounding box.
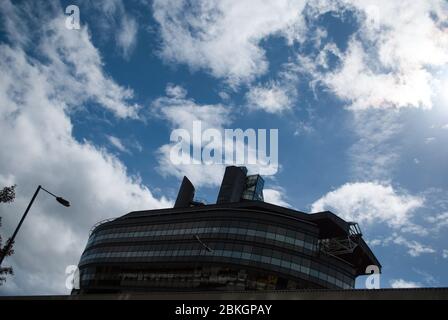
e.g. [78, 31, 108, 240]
[56, 197, 70, 207]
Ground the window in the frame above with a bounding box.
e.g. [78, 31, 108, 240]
[319, 272, 328, 282]
[301, 266, 310, 275]
[291, 263, 300, 272]
[231, 251, 242, 259]
[266, 232, 276, 240]
[281, 260, 291, 269]
[294, 239, 304, 247]
[261, 256, 271, 264]
[247, 229, 256, 236]
[284, 236, 294, 244]
[241, 252, 251, 260]
[276, 234, 286, 242]
[222, 251, 232, 258]
[255, 230, 265, 238]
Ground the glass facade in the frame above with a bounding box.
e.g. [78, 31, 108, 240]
[84, 222, 317, 252]
[79, 265, 352, 292]
[74, 166, 380, 294]
[79, 246, 354, 289]
[75, 210, 357, 293]
[241, 175, 264, 201]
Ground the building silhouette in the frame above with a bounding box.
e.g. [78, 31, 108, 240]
[73, 166, 380, 294]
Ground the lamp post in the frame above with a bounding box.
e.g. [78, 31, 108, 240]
[0, 185, 70, 266]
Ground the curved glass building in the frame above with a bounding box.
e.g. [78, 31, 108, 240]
[74, 166, 381, 293]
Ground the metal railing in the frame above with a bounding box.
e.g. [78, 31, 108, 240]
[89, 218, 116, 236]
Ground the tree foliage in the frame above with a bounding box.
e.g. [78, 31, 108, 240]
[0, 185, 16, 285]
[0, 185, 16, 203]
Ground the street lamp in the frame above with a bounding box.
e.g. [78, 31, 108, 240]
[0, 185, 70, 266]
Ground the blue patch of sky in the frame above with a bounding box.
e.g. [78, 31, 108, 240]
[393, 108, 448, 193]
[249, 12, 361, 209]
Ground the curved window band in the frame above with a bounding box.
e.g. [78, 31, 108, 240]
[79, 249, 353, 289]
[86, 227, 317, 253]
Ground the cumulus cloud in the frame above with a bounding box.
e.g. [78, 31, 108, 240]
[322, 39, 434, 110]
[165, 83, 188, 99]
[263, 188, 290, 207]
[0, 2, 170, 295]
[152, 0, 307, 85]
[153, 85, 279, 186]
[306, 0, 448, 110]
[390, 279, 421, 288]
[152, 0, 448, 109]
[153, 85, 232, 132]
[311, 182, 424, 228]
[0, 1, 140, 118]
[153, 85, 232, 187]
[246, 82, 293, 113]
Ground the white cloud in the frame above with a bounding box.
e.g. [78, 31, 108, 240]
[443, 249, 448, 259]
[245, 60, 301, 114]
[218, 91, 231, 101]
[311, 182, 424, 228]
[152, 0, 448, 105]
[390, 279, 421, 289]
[425, 137, 436, 144]
[293, 121, 314, 136]
[0, 2, 170, 295]
[107, 135, 131, 154]
[392, 236, 436, 257]
[35, 17, 140, 118]
[425, 212, 448, 231]
[425, 212, 448, 224]
[308, 0, 448, 110]
[292, 2, 448, 183]
[156, 144, 228, 188]
[263, 188, 290, 207]
[152, 0, 308, 85]
[152, 85, 232, 133]
[399, 224, 428, 237]
[366, 233, 434, 257]
[153, 85, 279, 186]
[116, 15, 138, 59]
[84, 0, 139, 59]
[153, 85, 233, 187]
[165, 83, 188, 99]
[322, 39, 434, 110]
[246, 83, 292, 113]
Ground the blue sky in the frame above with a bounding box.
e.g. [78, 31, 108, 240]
[0, 0, 447, 294]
